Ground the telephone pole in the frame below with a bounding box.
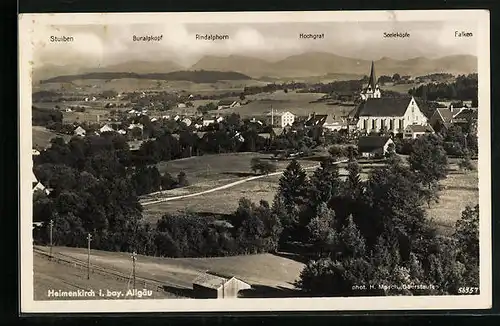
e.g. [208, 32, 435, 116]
[87, 233, 92, 280]
[131, 252, 137, 291]
[49, 219, 54, 258]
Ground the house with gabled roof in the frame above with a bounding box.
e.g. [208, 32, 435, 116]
[358, 135, 394, 159]
[74, 126, 86, 137]
[429, 107, 454, 132]
[217, 99, 240, 110]
[354, 96, 428, 135]
[403, 124, 435, 139]
[192, 272, 251, 299]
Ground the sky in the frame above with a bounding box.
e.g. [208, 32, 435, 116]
[30, 20, 478, 68]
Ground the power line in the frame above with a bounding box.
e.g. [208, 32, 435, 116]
[87, 233, 92, 280]
[131, 251, 137, 294]
[49, 219, 54, 258]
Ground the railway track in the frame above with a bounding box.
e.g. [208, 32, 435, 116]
[34, 247, 188, 297]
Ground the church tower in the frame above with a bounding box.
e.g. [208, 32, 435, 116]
[361, 61, 381, 100]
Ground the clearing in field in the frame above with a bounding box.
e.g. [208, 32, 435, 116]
[34, 246, 305, 298]
[142, 153, 320, 219]
[216, 90, 354, 117]
[427, 161, 479, 235]
[32, 126, 72, 149]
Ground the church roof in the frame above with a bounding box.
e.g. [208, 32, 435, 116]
[357, 97, 413, 117]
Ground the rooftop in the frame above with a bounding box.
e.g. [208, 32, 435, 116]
[358, 135, 392, 152]
[357, 97, 413, 117]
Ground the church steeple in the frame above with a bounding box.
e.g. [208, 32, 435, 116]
[361, 61, 381, 100]
[368, 61, 377, 91]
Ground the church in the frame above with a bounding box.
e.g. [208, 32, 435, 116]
[353, 61, 429, 136]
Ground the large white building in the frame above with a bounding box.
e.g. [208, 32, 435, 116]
[266, 110, 295, 128]
[355, 96, 428, 134]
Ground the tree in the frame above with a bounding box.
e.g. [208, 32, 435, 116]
[392, 73, 401, 82]
[328, 145, 345, 161]
[177, 171, 189, 187]
[251, 157, 277, 175]
[337, 215, 367, 259]
[458, 150, 475, 172]
[278, 159, 309, 210]
[306, 203, 338, 257]
[307, 157, 342, 213]
[454, 205, 479, 278]
[408, 134, 448, 188]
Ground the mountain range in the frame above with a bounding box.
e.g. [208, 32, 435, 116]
[33, 52, 477, 82]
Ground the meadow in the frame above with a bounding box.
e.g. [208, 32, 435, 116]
[34, 246, 305, 296]
[32, 126, 72, 149]
[33, 251, 176, 300]
[427, 160, 479, 235]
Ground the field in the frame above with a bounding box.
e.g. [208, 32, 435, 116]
[34, 246, 305, 298]
[142, 153, 322, 220]
[33, 251, 175, 300]
[32, 126, 72, 149]
[427, 160, 479, 235]
[34, 78, 269, 96]
[216, 90, 354, 118]
[381, 83, 418, 94]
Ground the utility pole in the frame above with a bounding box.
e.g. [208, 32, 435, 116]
[131, 252, 137, 292]
[87, 233, 92, 280]
[271, 106, 274, 127]
[49, 219, 54, 258]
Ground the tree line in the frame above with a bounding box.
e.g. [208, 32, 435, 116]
[408, 74, 478, 104]
[270, 134, 478, 296]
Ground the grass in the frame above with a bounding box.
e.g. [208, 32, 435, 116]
[143, 153, 320, 219]
[32, 126, 72, 149]
[216, 90, 354, 118]
[427, 162, 479, 235]
[35, 246, 305, 293]
[33, 251, 175, 300]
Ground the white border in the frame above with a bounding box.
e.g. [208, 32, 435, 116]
[19, 10, 491, 313]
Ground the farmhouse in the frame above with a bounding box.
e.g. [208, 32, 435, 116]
[99, 124, 114, 133]
[192, 273, 251, 299]
[323, 115, 345, 131]
[305, 113, 327, 127]
[74, 126, 86, 137]
[217, 99, 241, 110]
[403, 124, 435, 139]
[354, 96, 428, 135]
[452, 108, 478, 134]
[358, 135, 394, 159]
[429, 108, 454, 132]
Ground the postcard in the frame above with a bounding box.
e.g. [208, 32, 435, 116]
[18, 10, 491, 313]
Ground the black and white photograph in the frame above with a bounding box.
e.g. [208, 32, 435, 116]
[19, 10, 491, 312]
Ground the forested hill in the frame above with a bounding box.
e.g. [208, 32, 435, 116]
[40, 70, 252, 84]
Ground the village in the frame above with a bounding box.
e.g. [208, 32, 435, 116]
[31, 60, 480, 300]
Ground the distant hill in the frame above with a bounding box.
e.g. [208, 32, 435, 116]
[190, 55, 274, 78]
[33, 52, 477, 82]
[40, 70, 252, 84]
[87, 60, 184, 74]
[191, 52, 478, 78]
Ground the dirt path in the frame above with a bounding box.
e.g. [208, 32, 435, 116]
[141, 159, 347, 206]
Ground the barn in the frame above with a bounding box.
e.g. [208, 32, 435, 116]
[192, 273, 251, 299]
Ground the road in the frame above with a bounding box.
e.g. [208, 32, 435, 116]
[141, 159, 347, 206]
